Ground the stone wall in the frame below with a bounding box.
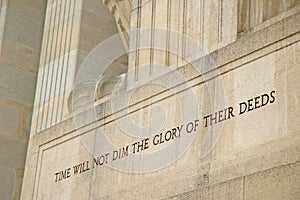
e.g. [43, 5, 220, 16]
[21, 3, 300, 198]
[0, 0, 46, 199]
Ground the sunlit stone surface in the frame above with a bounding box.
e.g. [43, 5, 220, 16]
[0, 0, 300, 199]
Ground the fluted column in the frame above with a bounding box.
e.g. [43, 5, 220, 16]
[31, 0, 119, 134]
[127, 0, 238, 89]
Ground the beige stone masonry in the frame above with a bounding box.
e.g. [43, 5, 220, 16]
[21, 10, 300, 199]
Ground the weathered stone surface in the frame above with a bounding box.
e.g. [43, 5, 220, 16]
[0, 100, 20, 137]
[31, 0, 121, 133]
[22, 38, 300, 200]
[0, 135, 28, 169]
[0, 166, 14, 200]
[244, 162, 300, 200]
[0, 63, 37, 105]
[12, 1, 300, 200]
[0, 1, 46, 200]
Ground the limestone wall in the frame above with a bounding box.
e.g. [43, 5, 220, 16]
[21, 7, 300, 199]
[127, 0, 238, 88]
[127, 0, 300, 89]
[0, 0, 46, 199]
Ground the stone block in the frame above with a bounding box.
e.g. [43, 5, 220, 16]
[0, 62, 37, 106]
[0, 165, 14, 200]
[0, 39, 40, 74]
[210, 177, 243, 200]
[0, 135, 28, 168]
[0, 100, 20, 138]
[4, 0, 45, 49]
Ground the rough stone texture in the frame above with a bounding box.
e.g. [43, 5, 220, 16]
[244, 162, 300, 200]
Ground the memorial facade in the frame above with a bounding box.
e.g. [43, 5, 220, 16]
[0, 0, 299, 199]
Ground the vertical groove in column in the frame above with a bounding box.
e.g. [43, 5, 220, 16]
[35, 0, 53, 133]
[238, 0, 251, 33]
[50, 0, 66, 125]
[41, 0, 59, 130]
[248, 0, 252, 30]
[55, 0, 68, 124]
[34, 0, 77, 132]
[60, 0, 76, 120]
[134, 0, 142, 82]
[182, 0, 187, 60]
[0, 0, 6, 53]
[45, 0, 61, 129]
[149, 0, 156, 75]
[200, 0, 204, 47]
[218, 0, 224, 43]
[165, 0, 171, 67]
[47, 0, 63, 128]
[242, 176, 246, 200]
[0, 0, 4, 19]
[40, 0, 58, 132]
[176, 0, 182, 68]
[0, 0, 2, 15]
